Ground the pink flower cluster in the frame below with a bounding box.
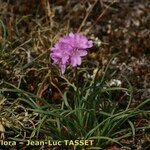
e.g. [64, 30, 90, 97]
[50, 33, 93, 74]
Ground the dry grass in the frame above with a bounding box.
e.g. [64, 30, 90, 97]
[0, 0, 150, 150]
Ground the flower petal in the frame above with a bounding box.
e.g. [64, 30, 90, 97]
[71, 55, 81, 67]
[77, 56, 81, 65]
[78, 50, 87, 56]
[60, 64, 66, 74]
[62, 55, 69, 64]
[71, 56, 77, 67]
[50, 32, 93, 73]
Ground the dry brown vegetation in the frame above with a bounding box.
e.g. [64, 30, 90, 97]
[0, 0, 150, 150]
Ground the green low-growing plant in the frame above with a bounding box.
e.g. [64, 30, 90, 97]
[0, 58, 149, 150]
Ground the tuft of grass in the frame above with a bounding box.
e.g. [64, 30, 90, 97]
[1, 59, 150, 149]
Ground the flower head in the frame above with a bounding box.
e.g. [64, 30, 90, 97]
[50, 33, 93, 74]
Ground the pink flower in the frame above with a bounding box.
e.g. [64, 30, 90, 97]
[50, 33, 93, 74]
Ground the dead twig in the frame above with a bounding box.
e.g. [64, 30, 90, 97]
[88, 0, 116, 32]
[77, 0, 98, 33]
